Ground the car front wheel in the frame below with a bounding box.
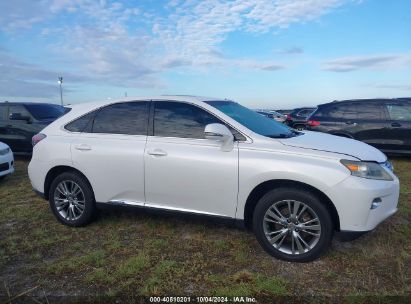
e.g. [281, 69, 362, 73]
[253, 187, 333, 262]
[49, 172, 96, 227]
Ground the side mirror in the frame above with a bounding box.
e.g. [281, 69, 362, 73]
[10, 113, 31, 123]
[204, 123, 234, 152]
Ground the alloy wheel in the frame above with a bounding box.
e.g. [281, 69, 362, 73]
[263, 200, 321, 255]
[53, 180, 86, 221]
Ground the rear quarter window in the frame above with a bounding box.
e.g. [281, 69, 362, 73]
[65, 112, 95, 132]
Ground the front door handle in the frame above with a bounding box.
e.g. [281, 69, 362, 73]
[391, 122, 402, 128]
[74, 144, 92, 151]
[147, 149, 167, 157]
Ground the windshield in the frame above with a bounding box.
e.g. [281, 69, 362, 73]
[25, 104, 66, 120]
[205, 100, 297, 138]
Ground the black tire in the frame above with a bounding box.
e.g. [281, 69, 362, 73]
[294, 124, 306, 131]
[0, 175, 5, 181]
[49, 171, 96, 227]
[253, 187, 333, 262]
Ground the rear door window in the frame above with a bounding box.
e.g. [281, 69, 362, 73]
[356, 103, 385, 120]
[341, 104, 358, 120]
[92, 102, 149, 135]
[315, 105, 345, 119]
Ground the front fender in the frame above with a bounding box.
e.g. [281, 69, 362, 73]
[236, 148, 350, 219]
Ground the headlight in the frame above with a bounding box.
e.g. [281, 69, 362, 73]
[340, 159, 393, 181]
[0, 147, 10, 156]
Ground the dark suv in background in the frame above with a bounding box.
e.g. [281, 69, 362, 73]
[0, 102, 67, 153]
[285, 107, 316, 130]
[307, 98, 411, 154]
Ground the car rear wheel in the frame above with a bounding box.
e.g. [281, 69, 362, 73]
[49, 172, 96, 227]
[294, 125, 306, 131]
[253, 187, 333, 262]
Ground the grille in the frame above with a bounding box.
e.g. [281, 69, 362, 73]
[0, 162, 10, 172]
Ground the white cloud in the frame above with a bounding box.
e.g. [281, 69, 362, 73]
[0, 48, 84, 98]
[0, 0, 357, 95]
[323, 54, 411, 72]
[152, 0, 351, 67]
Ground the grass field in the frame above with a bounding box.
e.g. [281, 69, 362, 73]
[0, 158, 410, 302]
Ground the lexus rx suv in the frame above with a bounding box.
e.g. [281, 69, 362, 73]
[307, 98, 411, 155]
[28, 96, 399, 262]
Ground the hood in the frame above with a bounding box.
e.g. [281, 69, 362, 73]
[0, 141, 10, 150]
[278, 131, 387, 162]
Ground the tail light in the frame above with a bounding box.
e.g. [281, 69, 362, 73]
[307, 120, 321, 127]
[32, 133, 47, 147]
[286, 114, 292, 121]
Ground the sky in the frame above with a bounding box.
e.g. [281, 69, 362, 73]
[0, 0, 410, 109]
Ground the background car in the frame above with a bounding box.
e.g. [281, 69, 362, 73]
[0, 102, 67, 153]
[256, 110, 286, 123]
[285, 107, 316, 130]
[0, 141, 14, 180]
[307, 98, 411, 155]
[276, 109, 293, 116]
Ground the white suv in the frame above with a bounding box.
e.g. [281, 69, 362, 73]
[28, 96, 399, 262]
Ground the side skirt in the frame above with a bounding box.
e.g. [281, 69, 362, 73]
[96, 201, 245, 229]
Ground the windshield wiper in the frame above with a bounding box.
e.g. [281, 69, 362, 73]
[266, 130, 303, 139]
[266, 133, 293, 138]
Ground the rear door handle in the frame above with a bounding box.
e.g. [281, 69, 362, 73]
[391, 122, 402, 128]
[74, 144, 92, 151]
[147, 149, 167, 157]
[345, 121, 356, 125]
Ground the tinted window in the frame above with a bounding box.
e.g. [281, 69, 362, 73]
[92, 102, 149, 135]
[8, 105, 31, 118]
[314, 104, 357, 119]
[0, 105, 6, 120]
[154, 101, 221, 139]
[25, 104, 66, 120]
[386, 104, 411, 121]
[314, 105, 344, 119]
[297, 109, 314, 117]
[65, 112, 95, 132]
[341, 104, 357, 120]
[205, 100, 294, 138]
[356, 103, 384, 120]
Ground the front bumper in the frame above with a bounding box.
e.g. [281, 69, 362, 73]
[328, 174, 399, 232]
[0, 152, 14, 177]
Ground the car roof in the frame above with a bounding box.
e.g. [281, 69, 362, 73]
[65, 95, 226, 110]
[292, 107, 316, 111]
[318, 98, 409, 107]
[0, 101, 63, 106]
